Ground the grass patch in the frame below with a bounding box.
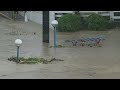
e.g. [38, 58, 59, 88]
[49, 45, 66, 48]
[8, 56, 64, 64]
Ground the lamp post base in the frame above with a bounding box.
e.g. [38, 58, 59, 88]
[17, 46, 20, 62]
[54, 27, 57, 48]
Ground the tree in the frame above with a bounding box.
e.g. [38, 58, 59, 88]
[73, 11, 80, 15]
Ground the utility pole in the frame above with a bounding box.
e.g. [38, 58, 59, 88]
[43, 11, 49, 43]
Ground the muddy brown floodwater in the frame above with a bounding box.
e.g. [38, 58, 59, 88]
[0, 16, 120, 79]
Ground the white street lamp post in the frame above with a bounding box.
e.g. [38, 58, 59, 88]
[51, 20, 58, 48]
[15, 39, 22, 61]
[51, 20, 58, 58]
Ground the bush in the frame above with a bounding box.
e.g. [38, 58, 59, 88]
[57, 13, 81, 32]
[80, 17, 88, 29]
[106, 21, 116, 29]
[113, 22, 120, 28]
[87, 13, 109, 30]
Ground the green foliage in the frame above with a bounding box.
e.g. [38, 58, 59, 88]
[113, 22, 120, 28]
[87, 13, 109, 30]
[74, 11, 80, 15]
[106, 21, 115, 29]
[57, 13, 81, 32]
[57, 13, 116, 32]
[80, 17, 88, 29]
[8, 56, 64, 64]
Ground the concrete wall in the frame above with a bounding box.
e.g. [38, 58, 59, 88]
[19, 11, 54, 29]
[19, 11, 42, 24]
[110, 11, 120, 20]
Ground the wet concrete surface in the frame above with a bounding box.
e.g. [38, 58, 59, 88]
[0, 16, 120, 79]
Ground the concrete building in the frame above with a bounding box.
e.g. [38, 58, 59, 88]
[79, 11, 120, 22]
[18, 11, 120, 29]
[18, 11, 73, 29]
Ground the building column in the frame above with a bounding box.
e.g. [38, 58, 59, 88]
[24, 11, 28, 22]
[110, 11, 114, 21]
[43, 11, 49, 43]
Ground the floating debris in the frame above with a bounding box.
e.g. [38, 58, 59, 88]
[8, 56, 64, 64]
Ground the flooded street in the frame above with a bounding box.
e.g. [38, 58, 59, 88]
[0, 16, 120, 79]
